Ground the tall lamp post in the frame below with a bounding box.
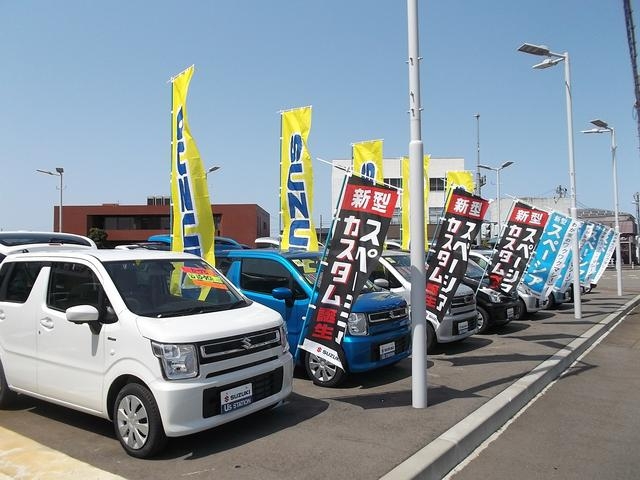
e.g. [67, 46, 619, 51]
[36, 167, 64, 232]
[518, 42, 582, 319]
[478, 161, 514, 237]
[582, 119, 622, 296]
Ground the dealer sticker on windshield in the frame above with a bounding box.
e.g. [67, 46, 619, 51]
[379, 341, 396, 360]
[220, 383, 253, 413]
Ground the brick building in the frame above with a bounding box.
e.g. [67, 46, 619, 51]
[55, 197, 270, 248]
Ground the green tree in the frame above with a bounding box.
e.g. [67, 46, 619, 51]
[88, 227, 108, 248]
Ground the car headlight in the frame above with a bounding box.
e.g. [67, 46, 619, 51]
[151, 342, 199, 380]
[279, 323, 290, 353]
[347, 312, 368, 336]
[483, 288, 502, 303]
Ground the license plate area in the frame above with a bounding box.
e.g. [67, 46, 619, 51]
[457, 320, 469, 334]
[379, 341, 396, 360]
[220, 383, 253, 414]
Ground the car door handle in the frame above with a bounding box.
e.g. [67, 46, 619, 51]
[0, 310, 5, 320]
[40, 317, 54, 329]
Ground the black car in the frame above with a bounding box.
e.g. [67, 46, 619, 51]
[461, 258, 521, 334]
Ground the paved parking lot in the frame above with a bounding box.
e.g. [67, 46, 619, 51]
[0, 269, 638, 480]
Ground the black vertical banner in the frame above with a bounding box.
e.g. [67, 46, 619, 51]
[300, 175, 399, 370]
[487, 201, 549, 295]
[426, 188, 489, 323]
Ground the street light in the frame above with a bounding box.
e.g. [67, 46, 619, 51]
[36, 167, 64, 232]
[518, 42, 582, 319]
[478, 161, 514, 236]
[206, 165, 221, 176]
[582, 119, 622, 296]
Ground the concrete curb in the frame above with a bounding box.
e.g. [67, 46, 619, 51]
[381, 294, 640, 480]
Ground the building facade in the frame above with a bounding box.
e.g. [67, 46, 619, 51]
[56, 198, 270, 248]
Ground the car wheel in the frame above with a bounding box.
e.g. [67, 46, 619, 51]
[516, 298, 526, 319]
[304, 351, 346, 388]
[426, 323, 436, 352]
[113, 383, 167, 458]
[0, 360, 17, 408]
[544, 293, 557, 310]
[476, 306, 490, 334]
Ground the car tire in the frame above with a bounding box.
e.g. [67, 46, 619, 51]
[304, 351, 346, 388]
[113, 383, 167, 458]
[0, 360, 17, 408]
[476, 306, 490, 334]
[516, 298, 526, 319]
[426, 323, 436, 352]
[544, 293, 557, 310]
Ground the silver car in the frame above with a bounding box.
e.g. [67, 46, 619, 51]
[371, 251, 478, 350]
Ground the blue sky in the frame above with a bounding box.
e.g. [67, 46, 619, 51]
[2, 1, 639, 234]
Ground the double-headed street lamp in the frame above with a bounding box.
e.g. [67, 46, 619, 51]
[479, 161, 514, 236]
[518, 42, 582, 319]
[36, 167, 64, 232]
[582, 119, 623, 296]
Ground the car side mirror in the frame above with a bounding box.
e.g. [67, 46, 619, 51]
[272, 287, 294, 307]
[66, 305, 103, 334]
[373, 278, 390, 289]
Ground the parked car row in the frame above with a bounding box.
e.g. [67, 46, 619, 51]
[0, 231, 581, 459]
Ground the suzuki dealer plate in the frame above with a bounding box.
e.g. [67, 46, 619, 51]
[221, 383, 253, 414]
[458, 321, 469, 334]
[379, 341, 396, 360]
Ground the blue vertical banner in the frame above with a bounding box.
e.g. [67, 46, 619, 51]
[555, 220, 590, 293]
[591, 228, 619, 284]
[579, 222, 605, 286]
[522, 211, 578, 301]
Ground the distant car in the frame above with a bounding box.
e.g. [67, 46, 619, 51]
[114, 242, 170, 251]
[254, 237, 280, 248]
[0, 231, 96, 264]
[469, 249, 541, 319]
[147, 234, 246, 251]
[461, 258, 521, 334]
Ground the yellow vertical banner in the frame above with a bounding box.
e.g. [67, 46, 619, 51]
[280, 106, 319, 251]
[446, 170, 475, 193]
[352, 139, 384, 185]
[401, 155, 430, 250]
[170, 65, 215, 266]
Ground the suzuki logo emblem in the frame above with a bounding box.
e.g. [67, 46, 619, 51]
[241, 337, 252, 350]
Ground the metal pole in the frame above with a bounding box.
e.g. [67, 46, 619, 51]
[611, 128, 623, 294]
[634, 192, 640, 264]
[475, 113, 481, 196]
[496, 168, 501, 237]
[563, 53, 582, 319]
[59, 171, 63, 232]
[407, 0, 427, 409]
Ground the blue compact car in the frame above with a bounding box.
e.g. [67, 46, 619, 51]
[217, 249, 411, 387]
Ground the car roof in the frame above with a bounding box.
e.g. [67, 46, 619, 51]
[218, 248, 322, 260]
[6, 248, 200, 263]
[0, 231, 96, 249]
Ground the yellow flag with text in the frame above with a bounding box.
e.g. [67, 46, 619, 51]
[280, 106, 319, 251]
[446, 170, 475, 193]
[401, 155, 430, 250]
[170, 66, 215, 266]
[352, 140, 384, 185]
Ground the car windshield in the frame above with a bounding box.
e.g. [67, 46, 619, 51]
[465, 258, 487, 281]
[382, 253, 412, 282]
[104, 258, 247, 317]
[288, 255, 381, 293]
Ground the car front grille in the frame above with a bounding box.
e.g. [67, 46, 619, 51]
[368, 306, 409, 324]
[198, 327, 281, 364]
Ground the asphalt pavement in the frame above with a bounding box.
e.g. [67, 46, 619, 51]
[0, 268, 638, 480]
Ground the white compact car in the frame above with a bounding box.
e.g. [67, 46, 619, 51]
[0, 249, 293, 458]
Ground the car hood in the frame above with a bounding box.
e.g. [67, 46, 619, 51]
[352, 290, 407, 313]
[135, 302, 283, 343]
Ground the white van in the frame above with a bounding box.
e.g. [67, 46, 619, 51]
[0, 249, 293, 458]
[0, 231, 96, 263]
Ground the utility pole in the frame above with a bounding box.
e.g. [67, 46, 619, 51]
[633, 192, 640, 264]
